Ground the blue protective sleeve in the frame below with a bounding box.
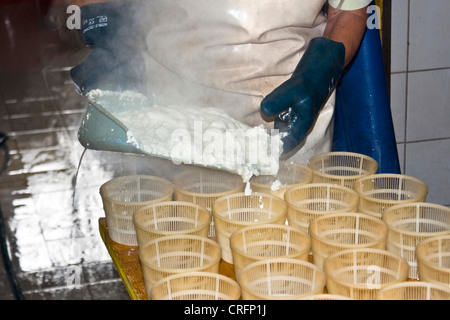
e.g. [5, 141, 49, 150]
[332, 25, 401, 174]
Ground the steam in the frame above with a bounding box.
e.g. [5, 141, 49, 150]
[73, 0, 330, 181]
[75, 0, 288, 181]
[85, 89, 283, 183]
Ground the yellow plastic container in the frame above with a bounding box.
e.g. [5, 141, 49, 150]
[212, 192, 288, 263]
[237, 258, 326, 300]
[139, 235, 222, 297]
[133, 201, 211, 248]
[298, 294, 353, 300]
[416, 235, 450, 286]
[308, 151, 378, 189]
[324, 248, 409, 300]
[376, 281, 450, 300]
[173, 168, 244, 238]
[149, 272, 241, 300]
[230, 224, 311, 278]
[249, 162, 313, 199]
[383, 202, 450, 279]
[309, 212, 388, 270]
[354, 173, 428, 219]
[284, 183, 359, 234]
[100, 175, 174, 246]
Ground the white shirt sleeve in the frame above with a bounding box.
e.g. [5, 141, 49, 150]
[328, 0, 373, 11]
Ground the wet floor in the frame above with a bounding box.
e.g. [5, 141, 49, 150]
[0, 0, 147, 299]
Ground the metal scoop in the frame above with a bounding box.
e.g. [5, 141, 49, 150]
[78, 91, 150, 157]
[77, 90, 281, 180]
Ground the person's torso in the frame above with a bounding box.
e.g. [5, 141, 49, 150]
[139, 0, 328, 125]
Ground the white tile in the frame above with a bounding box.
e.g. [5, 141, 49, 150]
[397, 142, 405, 174]
[390, 73, 407, 142]
[406, 69, 450, 141]
[405, 139, 450, 206]
[409, 0, 450, 70]
[391, 0, 409, 73]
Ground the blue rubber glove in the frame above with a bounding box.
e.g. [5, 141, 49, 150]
[70, 0, 146, 95]
[260, 37, 345, 157]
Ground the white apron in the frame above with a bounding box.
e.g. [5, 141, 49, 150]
[139, 0, 334, 164]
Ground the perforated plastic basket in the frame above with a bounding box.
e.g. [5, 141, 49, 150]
[309, 212, 388, 270]
[416, 235, 450, 286]
[237, 258, 326, 300]
[139, 234, 222, 296]
[298, 294, 353, 300]
[284, 183, 359, 234]
[133, 201, 211, 248]
[173, 168, 244, 238]
[230, 224, 311, 277]
[383, 202, 450, 280]
[354, 174, 428, 219]
[212, 192, 288, 263]
[324, 248, 409, 300]
[100, 175, 174, 245]
[376, 281, 450, 300]
[249, 162, 313, 199]
[307, 152, 378, 189]
[149, 272, 241, 300]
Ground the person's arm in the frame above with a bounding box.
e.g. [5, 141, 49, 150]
[65, 0, 108, 6]
[69, 0, 147, 95]
[260, 2, 371, 156]
[323, 5, 369, 66]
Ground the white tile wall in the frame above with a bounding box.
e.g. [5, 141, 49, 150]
[407, 69, 450, 141]
[390, 0, 450, 206]
[390, 73, 406, 142]
[396, 143, 405, 174]
[409, 0, 450, 71]
[390, 0, 409, 73]
[405, 140, 450, 205]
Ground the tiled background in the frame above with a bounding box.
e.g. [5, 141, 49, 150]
[0, 0, 449, 300]
[390, 0, 450, 206]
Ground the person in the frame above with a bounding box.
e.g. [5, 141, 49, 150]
[69, 0, 372, 164]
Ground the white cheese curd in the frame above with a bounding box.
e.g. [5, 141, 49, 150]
[86, 89, 283, 183]
[270, 179, 282, 191]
